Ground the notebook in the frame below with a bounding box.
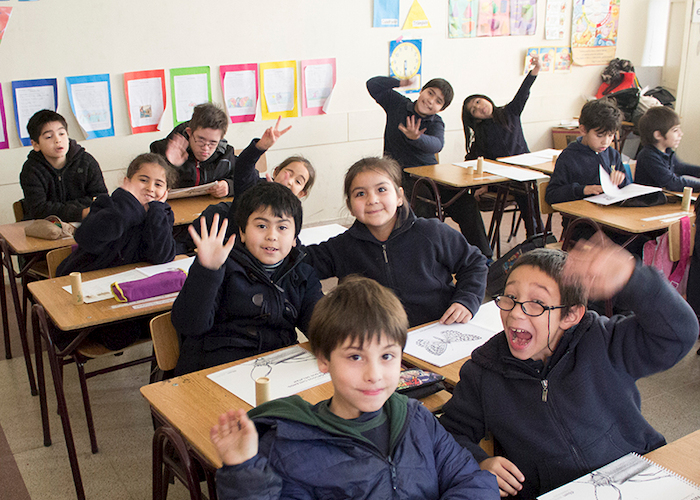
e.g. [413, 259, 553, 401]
[538, 452, 700, 499]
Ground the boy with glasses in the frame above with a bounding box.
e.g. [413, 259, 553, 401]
[150, 103, 289, 198]
[440, 236, 697, 499]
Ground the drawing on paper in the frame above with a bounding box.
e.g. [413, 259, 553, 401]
[416, 330, 482, 356]
[249, 348, 316, 381]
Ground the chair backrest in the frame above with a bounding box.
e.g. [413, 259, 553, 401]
[668, 216, 696, 262]
[235, 149, 267, 173]
[13, 200, 24, 222]
[149, 312, 180, 371]
[538, 179, 554, 216]
[627, 160, 636, 182]
[46, 246, 74, 278]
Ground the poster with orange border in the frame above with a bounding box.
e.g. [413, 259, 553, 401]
[260, 61, 297, 120]
[124, 69, 166, 134]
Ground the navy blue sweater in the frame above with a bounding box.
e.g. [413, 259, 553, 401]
[367, 76, 445, 168]
[20, 139, 107, 222]
[216, 394, 499, 500]
[440, 265, 698, 499]
[464, 72, 536, 160]
[56, 188, 175, 276]
[545, 138, 626, 204]
[304, 209, 487, 327]
[635, 144, 700, 192]
[171, 242, 323, 375]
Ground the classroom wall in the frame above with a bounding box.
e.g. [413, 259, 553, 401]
[0, 0, 650, 227]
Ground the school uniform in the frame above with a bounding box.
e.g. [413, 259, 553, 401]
[171, 241, 323, 376]
[635, 144, 700, 192]
[216, 393, 499, 500]
[304, 208, 488, 327]
[20, 139, 107, 221]
[439, 264, 698, 499]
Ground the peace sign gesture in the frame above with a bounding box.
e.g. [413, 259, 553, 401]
[257, 116, 292, 151]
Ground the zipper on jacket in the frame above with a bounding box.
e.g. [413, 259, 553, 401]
[541, 379, 549, 402]
[382, 244, 388, 264]
[387, 456, 398, 491]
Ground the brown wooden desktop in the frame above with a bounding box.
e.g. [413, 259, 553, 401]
[168, 195, 232, 226]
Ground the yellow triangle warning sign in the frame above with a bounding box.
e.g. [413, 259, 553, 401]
[402, 0, 430, 30]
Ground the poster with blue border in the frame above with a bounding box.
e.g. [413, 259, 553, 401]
[66, 74, 115, 139]
[12, 78, 57, 146]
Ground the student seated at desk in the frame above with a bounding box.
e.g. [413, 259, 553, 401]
[304, 156, 488, 328]
[439, 238, 698, 499]
[210, 276, 499, 500]
[57, 153, 177, 276]
[20, 109, 107, 221]
[635, 106, 700, 192]
[171, 182, 323, 376]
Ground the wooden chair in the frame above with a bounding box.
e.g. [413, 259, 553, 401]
[46, 246, 73, 278]
[13, 199, 25, 222]
[537, 179, 562, 250]
[668, 216, 695, 263]
[149, 312, 180, 372]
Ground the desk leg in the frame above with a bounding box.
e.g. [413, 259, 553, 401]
[32, 305, 51, 447]
[526, 181, 544, 236]
[0, 246, 10, 359]
[488, 185, 510, 259]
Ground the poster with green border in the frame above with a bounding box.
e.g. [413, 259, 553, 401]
[169, 66, 211, 127]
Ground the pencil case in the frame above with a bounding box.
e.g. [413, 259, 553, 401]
[25, 216, 76, 240]
[111, 270, 187, 303]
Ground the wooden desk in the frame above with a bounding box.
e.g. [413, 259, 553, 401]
[0, 221, 76, 395]
[645, 429, 700, 484]
[405, 163, 508, 190]
[168, 195, 232, 226]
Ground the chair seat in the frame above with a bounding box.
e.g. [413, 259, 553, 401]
[28, 260, 50, 279]
[77, 338, 151, 359]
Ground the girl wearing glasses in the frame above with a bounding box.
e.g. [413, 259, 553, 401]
[440, 235, 697, 499]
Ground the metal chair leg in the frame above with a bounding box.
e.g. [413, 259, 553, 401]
[153, 426, 203, 500]
[74, 356, 99, 454]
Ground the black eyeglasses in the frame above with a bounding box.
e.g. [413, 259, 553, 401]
[493, 295, 566, 318]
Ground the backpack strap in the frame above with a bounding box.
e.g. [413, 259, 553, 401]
[669, 216, 691, 288]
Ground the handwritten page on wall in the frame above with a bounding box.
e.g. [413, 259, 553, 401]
[66, 74, 115, 139]
[124, 69, 166, 134]
[260, 60, 297, 120]
[301, 58, 336, 116]
[12, 78, 57, 146]
[170, 66, 211, 126]
[220, 64, 258, 123]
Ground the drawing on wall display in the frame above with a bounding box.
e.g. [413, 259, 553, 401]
[571, 0, 620, 66]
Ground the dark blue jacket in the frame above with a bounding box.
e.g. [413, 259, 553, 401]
[440, 265, 698, 499]
[150, 122, 264, 196]
[56, 188, 175, 276]
[216, 394, 499, 500]
[304, 209, 487, 327]
[172, 242, 323, 375]
[545, 138, 627, 204]
[20, 139, 107, 222]
[635, 144, 700, 192]
[367, 76, 445, 168]
[464, 73, 536, 160]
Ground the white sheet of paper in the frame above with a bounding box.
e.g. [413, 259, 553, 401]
[174, 73, 208, 123]
[71, 81, 112, 133]
[586, 166, 662, 205]
[498, 149, 562, 167]
[405, 302, 502, 368]
[263, 67, 295, 113]
[62, 269, 148, 303]
[135, 256, 195, 277]
[127, 77, 165, 128]
[453, 160, 548, 181]
[223, 70, 257, 117]
[15, 86, 56, 139]
[207, 345, 331, 407]
[167, 182, 218, 199]
[298, 224, 346, 246]
[304, 64, 333, 108]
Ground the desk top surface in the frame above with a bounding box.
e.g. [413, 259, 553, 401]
[645, 429, 700, 484]
[27, 257, 188, 331]
[552, 199, 694, 234]
[168, 195, 231, 226]
[405, 163, 508, 188]
[0, 221, 75, 255]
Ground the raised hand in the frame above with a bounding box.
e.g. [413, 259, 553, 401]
[530, 54, 542, 75]
[398, 115, 426, 140]
[257, 116, 292, 151]
[210, 409, 259, 466]
[189, 213, 236, 270]
[165, 134, 189, 166]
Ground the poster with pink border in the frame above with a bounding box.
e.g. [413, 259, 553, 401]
[301, 58, 336, 116]
[219, 64, 258, 123]
[0, 86, 8, 150]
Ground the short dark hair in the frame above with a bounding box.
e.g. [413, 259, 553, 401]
[638, 106, 680, 147]
[273, 155, 316, 195]
[309, 275, 408, 361]
[126, 153, 177, 188]
[506, 248, 587, 316]
[236, 182, 303, 238]
[422, 78, 454, 110]
[188, 102, 228, 135]
[579, 98, 622, 134]
[27, 110, 67, 142]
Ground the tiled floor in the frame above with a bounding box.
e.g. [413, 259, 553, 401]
[0, 213, 698, 499]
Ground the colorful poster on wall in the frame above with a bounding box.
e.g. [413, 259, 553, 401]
[170, 66, 211, 126]
[554, 47, 572, 72]
[12, 78, 57, 146]
[124, 69, 166, 134]
[373, 0, 399, 27]
[0, 86, 8, 150]
[0, 7, 11, 45]
[389, 39, 422, 93]
[477, 0, 510, 37]
[220, 64, 258, 124]
[571, 0, 620, 66]
[301, 58, 336, 116]
[260, 61, 297, 120]
[402, 0, 430, 29]
[524, 46, 572, 74]
[448, 0, 478, 38]
[510, 0, 536, 35]
[65, 74, 115, 139]
[545, 0, 566, 40]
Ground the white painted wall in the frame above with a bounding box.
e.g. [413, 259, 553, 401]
[0, 0, 651, 226]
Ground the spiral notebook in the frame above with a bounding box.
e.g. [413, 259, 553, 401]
[538, 452, 700, 499]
